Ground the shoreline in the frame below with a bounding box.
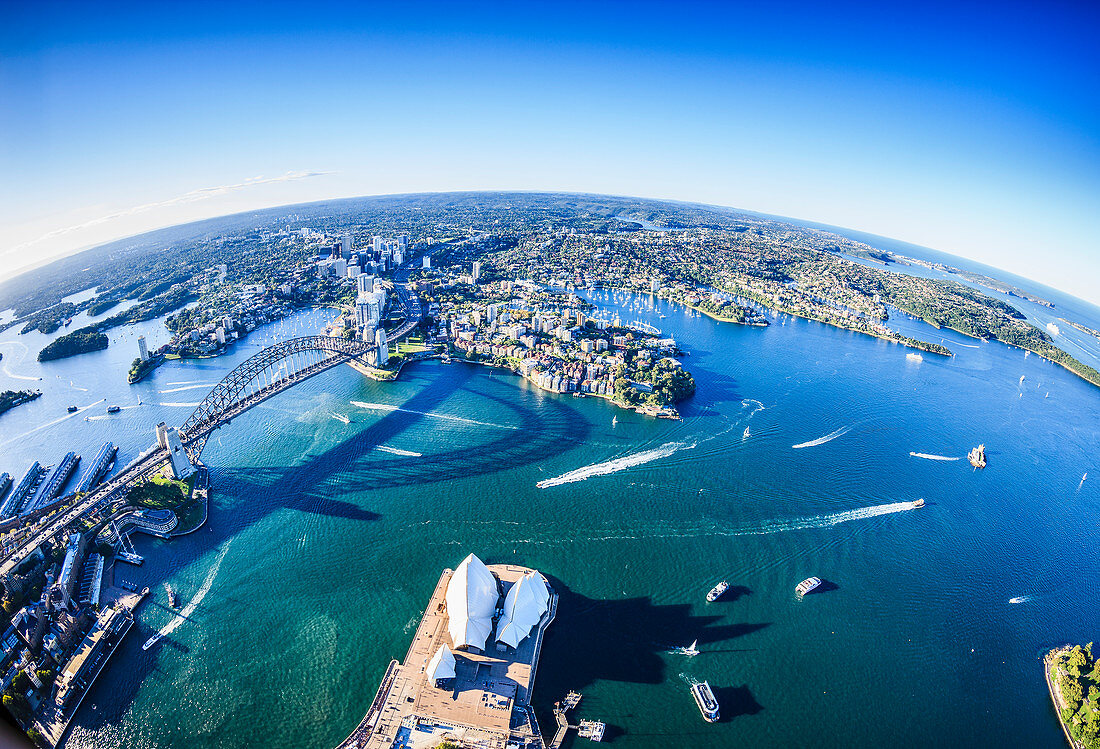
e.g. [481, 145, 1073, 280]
[1044, 647, 1083, 749]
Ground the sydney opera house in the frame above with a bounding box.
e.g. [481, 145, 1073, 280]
[339, 554, 558, 749]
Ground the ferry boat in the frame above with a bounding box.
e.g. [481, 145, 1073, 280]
[691, 680, 720, 722]
[706, 580, 729, 602]
[164, 583, 179, 608]
[912, 498, 925, 508]
[106, 405, 121, 414]
[795, 577, 822, 597]
[67, 405, 78, 413]
[906, 352, 923, 362]
[141, 632, 163, 651]
[968, 444, 986, 468]
[578, 719, 606, 741]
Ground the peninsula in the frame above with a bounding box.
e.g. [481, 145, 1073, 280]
[338, 554, 556, 749]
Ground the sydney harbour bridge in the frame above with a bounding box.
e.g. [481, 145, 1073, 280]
[0, 290, 424, 580]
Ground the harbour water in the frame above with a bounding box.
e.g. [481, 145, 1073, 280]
[1, 276, 1099, 747]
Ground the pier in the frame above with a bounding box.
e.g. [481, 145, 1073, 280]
[549, 691, 605, 746]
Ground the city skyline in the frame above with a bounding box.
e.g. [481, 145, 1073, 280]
[2, 1, 1098, 304]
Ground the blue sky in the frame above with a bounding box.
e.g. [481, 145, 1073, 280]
[2, 1, 1098, 302]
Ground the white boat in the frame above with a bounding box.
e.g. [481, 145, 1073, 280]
[706, 580, 729, 602]
[611, 416, 617, 427]
[906, 352, 923, 362]
[680, 639, 700, 656]
[691, 681, 720, 722]
[141, 632, 163, 651]
[795, 577, 821, 596]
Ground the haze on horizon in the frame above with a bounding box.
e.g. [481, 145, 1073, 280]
[2, 1, 1098, 304]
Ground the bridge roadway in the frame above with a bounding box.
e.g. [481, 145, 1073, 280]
[0, 283, 426, 580]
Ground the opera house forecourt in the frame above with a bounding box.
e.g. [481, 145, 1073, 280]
[336, 554, 557, 749]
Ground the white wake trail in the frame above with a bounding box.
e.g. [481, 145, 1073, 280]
[909, 452, 960, 461]
[158, 402, 202, 408]
[351, 400, 516, 429]
[376, 445, 423, 457]
[0, 399, 104, 446]
[793, 425, 851, 449]
[158, 384, 213, 393]
[156, 542, 232, 641]
[538, 442, 689, 488]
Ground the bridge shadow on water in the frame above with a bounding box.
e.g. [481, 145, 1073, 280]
[214, 361, 591, 498]
[77, 363, 591, 726]
[532, 575, 769, 732]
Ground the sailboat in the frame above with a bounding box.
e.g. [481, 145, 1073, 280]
[612, 415, 617, 427]
[680, 640, 700, 656]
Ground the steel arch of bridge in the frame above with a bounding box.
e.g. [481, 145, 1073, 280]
[179, 335, 374, 460]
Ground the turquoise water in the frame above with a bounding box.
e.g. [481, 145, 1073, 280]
[2, 286, 1098, 748]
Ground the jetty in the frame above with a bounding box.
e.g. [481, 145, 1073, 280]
[550, 690, 605, 746]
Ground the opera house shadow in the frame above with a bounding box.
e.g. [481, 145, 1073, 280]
[534, 576, 769, 718]
[712, 684, 763, 721]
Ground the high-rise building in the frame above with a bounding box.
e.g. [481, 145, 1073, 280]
[472, 261, 482, 281]
[373, 235, 383, 253]
[216, 327, 226, 346]
[394, 248, 404, 266]
[137, 336, 149, 362]
[357, 274, 376, 298]
[423, 256, 431, 269]
[341, 234, 353, 256]
[486, 303, 499, 324]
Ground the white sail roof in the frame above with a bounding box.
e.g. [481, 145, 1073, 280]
[426, 644, 456, 682]
[445, 553, 499, 650]
[494, 571, 549, 648]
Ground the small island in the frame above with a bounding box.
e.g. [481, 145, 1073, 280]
[1046, 643, 1099, 748]
[37, 327, 108, 362]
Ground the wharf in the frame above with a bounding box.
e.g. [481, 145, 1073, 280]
[34, 587, 148, 748]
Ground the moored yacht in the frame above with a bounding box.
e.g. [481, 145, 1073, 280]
[691, 680, 720, 722]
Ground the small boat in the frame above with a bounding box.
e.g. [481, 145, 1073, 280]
[795, 577, 822, 597]
[141, 633, 163, 651]
[742, 426, 750, 440]
[680, 639, 700, 656]
[106, 405, 121, 414]
[706, 580, 729, 602]
[332, 413, 350, 425]
[906, 352, 923, 362]
[164, 583, 179, 608]
[691, 680, 720, 722]
[67, 405, 78, 413]
[611, 416, 617, 427]
[968, 444, 987, 468]
[912, 498, 925, 508]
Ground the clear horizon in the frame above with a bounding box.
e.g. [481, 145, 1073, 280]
[2, 2, 1098, 304]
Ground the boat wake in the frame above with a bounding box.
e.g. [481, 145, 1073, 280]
[0, 399, 104, 447]
[1008, 596, 1032, 604]
[909, 452, 960, 461]
[2, 366, 39, 381]
[158, 384, 213, 394]
[741, 399, 765, 417]
[747, 502, 919, 534]
[158, 402, 202, 408]
[351, 400, 517, 429]
[537, 442, 690, 488]
[145, 542, 231, 648]
[793, 425, 851, 449]
[69, 380, 89, 392]
[376, 445, 422, 457]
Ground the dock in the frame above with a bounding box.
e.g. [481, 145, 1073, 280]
[33, 586, 148, 748]
[550, 691, 605, 746]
